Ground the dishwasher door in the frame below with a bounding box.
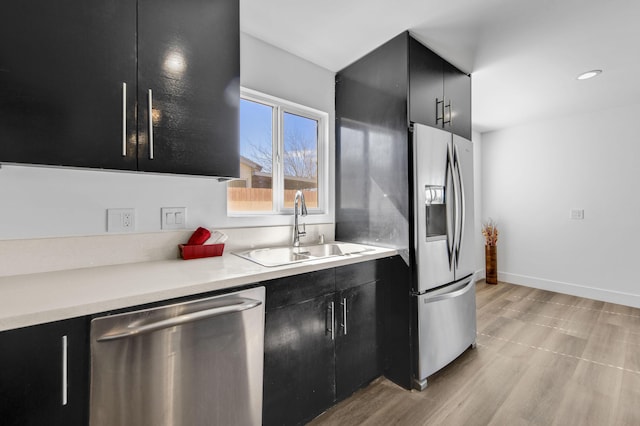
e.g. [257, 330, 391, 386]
[90, 286, 265, 426]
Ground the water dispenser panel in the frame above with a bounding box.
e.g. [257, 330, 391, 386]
[425, 185, 446, 240]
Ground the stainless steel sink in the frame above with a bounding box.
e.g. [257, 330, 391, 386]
[233, 243, 371, 267]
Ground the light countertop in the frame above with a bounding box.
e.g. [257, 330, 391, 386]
[0, 243, 397, 332]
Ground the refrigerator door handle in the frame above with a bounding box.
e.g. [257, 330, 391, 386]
[453, 145, 465, 269]
[445, 147, 455, 270]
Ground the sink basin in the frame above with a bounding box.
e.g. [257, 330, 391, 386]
[233, 243, 371, 267]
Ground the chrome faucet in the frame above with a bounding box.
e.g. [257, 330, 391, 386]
[292, 190, 308, 247]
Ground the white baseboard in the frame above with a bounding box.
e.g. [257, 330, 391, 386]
[498, 272, 640, 309]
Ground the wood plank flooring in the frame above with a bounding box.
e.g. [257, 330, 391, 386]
[309, 281, 640, 426]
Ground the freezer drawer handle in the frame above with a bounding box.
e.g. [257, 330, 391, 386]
[424, 280, 474, 304]
[96, 297, 262, 342]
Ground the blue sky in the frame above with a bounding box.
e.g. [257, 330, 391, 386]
[240, 99, 317, 175]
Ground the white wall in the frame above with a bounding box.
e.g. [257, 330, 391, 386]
[482, 103, 640, 307]
[0, 33, 335, 241]
[472, 131, 484, 278]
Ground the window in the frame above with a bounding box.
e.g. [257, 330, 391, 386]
[227, 88, 328, 215]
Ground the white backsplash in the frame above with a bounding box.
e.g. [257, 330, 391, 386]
[0, 224, 335, 277]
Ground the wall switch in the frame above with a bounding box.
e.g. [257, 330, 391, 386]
[162, 207, 187, 229]
[107, 208, 136, 232]
[570, 209, 584, 220]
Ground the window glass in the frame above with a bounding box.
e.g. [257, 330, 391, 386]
[227, 89, 326, 215]
[227, 99, 274, 212]
[282, 112, 318, 209]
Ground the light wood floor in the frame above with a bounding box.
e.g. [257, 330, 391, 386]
[309, 281, 640, 426]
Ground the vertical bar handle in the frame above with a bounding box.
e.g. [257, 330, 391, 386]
[435, 98, 444, 125]
[148, 89, 154, 160]
[61, 335, 68, 406]
[121, 83, 127, 157]
[327, 301, 335, 340]
[341, 297, 348, 335]
[444, 99, 452, 125]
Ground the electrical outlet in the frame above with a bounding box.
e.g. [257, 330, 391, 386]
[161, 207, 187, 230]
[107, 208, 136, 232]
[570, 209, 584, 220]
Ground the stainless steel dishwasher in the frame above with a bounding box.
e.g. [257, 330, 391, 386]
[89, 286, 265, 426]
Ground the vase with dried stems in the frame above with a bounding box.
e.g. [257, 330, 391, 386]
[482, 219, 499, 284]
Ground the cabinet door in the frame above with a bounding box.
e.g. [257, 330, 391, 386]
[0, 0, 137, 170]
[335, 280, 381, 400]
[408, 37, 444, 129]
[0, 318, 89, 426]
[263, 294, 336, 426]
[137, 0, 240, 177]
[443, 61, 472, 140]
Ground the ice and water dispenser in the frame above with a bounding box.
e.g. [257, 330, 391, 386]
[424, 185, 447, 240]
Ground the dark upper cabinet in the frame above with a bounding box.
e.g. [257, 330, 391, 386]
[408, 35, 472, 140]
[136, 0, 239, 176]
[0, 0, 137, 170]
[0, 0, 239, 177]
[0, 317, 89, 426]
[443, 60, 472, 140]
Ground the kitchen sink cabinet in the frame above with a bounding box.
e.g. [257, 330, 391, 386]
[335, 280, 381, 401]
[263, 293, 336, 426]
[0, 0, 239, 177]
[0, 317, 89, 426]
[263, 269, 336, 426]
[409, 35, 471, 140]
[262, 261, 384, 426]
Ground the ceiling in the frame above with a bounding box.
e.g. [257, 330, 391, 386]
[240, 0, 640, 133]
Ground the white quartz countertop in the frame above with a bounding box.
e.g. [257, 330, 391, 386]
[0, 243, 397, 332]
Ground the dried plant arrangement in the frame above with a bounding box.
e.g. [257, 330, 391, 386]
[482, 218, 499, 246]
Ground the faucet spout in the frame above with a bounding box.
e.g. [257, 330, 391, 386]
[292, 190, 308, 247]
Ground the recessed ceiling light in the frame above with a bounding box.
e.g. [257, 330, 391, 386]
[577, 70, 602, 80]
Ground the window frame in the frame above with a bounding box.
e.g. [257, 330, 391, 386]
[227, 87, 328, 216]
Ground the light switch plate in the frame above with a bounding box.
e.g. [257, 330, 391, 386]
[162, 207, 187, 229]
[107, 208, 136, 232]
[570, 209, 584, 220]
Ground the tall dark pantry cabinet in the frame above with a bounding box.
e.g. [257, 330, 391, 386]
[335, 31, 472, 389]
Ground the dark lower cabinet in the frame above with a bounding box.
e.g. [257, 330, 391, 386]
[263, 293, 336, 426]
[263, 260, 385, 426]
[335, 280, 381, 401]
[0, 317, 89, 426]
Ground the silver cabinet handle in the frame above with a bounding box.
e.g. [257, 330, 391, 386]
[148, 89, 154, 160]
[436, 98, 444, 124]
[327, 301, 335, 341]
[341, 297, 348, 335]
[444, 99, 452, 125]
[61, 335, 68, 406]
[121, 83, 127, 157]
[97, 297, 262, 342]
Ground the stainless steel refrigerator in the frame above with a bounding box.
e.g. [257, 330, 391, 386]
[412, 123, 476, 389]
